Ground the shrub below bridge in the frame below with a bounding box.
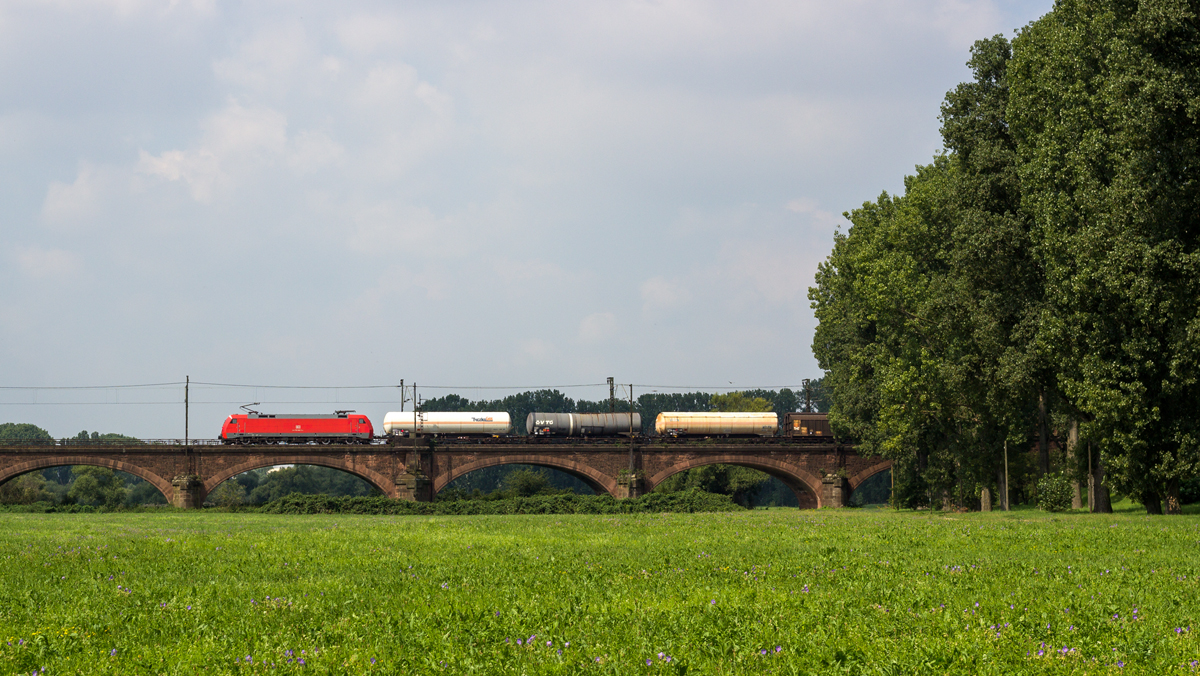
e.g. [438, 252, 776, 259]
[258, 489, 743, 515]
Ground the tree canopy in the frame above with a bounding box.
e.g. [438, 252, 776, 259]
[810, 1, 1200, 514]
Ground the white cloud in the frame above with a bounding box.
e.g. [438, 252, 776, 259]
[137, 101, 346, 201]
[721, 242, 814, 305]
[137, 148, 221, 202]
[786, 197, 844, 230]
[578, 312, 617, 344]
[41, 164, 123, 226]
[212, 22, 310, 94]
[286, 130, 345, 173]
[13, 245, 81, 279]
[345, 201, 452, 257]
[335, 13, 408, 56]
[641, 277, 692, 316]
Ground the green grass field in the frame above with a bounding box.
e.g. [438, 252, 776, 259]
[1, 506, 1197, 675]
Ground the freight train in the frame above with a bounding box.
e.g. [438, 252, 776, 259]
[219, 408, 831, 444]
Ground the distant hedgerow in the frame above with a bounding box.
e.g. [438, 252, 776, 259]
[258, 489, 743, 515]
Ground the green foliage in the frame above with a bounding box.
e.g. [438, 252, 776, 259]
[124, 480, 167, 506]
[440, 464, 596, 498]
[235, 465, 377, 505]
[1181, 476, 1200, 505]
[847, 470, 891, 507]
[501, 468, 550, 497]
[66, 466, 127, 509]
[1007, 0, 1200, 508]
[260, 488, 742, 515]
[0, 423, 52, 442]
[709, 392, 773, 413]
[208, 481, 247, 507]
[0, 473, 53, 505]
[1036, 473, 1074, 512]
[68, 430, 142, 444]
[653, 465, 772, 508]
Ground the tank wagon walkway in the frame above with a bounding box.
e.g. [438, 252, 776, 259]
[0, 439, 891, 509]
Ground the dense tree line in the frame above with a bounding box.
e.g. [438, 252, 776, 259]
[810, 1, 1200, 515]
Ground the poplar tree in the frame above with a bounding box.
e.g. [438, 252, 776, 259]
[1009, 0, 1200, 514]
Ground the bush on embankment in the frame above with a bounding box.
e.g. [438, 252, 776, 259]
[258, 489, 743, 515]
[0, 501, 175, 513]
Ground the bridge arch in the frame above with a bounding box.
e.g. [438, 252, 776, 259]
[847, 460, 892, 504]
[848, 460, 893, 491]
[646, 456, 823, 509]
[0, 456, 174, 503]
[433, 455, 619, 497]
[204, 456, 398, 499]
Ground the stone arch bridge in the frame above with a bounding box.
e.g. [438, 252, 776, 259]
[0, 439, 890, 509]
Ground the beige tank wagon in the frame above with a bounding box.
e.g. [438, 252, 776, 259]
[655, 412, 778, 437]
[383, 412, 512, 436]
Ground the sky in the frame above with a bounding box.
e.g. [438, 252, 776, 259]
[1, 0, 1053, 438]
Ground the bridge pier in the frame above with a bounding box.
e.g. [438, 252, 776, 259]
[396, 472, 432, 501]
[396, 441, 434, 502]
[821, 475, 849, 508]
[172, 475, 205, 509]
[615, 472, 645, 499]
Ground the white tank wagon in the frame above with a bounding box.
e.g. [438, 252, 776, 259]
[382, 412, 512, 436]
[655, 412, 779, 437]
[526, 412, 642, 436]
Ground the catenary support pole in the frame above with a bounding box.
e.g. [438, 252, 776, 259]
[1004, 440, 1010, 511]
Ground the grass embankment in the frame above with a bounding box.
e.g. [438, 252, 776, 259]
[0, 508, 1197, 674]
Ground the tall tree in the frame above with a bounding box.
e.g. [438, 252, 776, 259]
[811, 35, 1050, 509]
[0, 423, 52, 442]
[1009, 0, 1200, 514]
[937, 34, 1047, 505]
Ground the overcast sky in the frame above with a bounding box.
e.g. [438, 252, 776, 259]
[1, 0, 1052, 438]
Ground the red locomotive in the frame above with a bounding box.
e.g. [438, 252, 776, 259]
[220, 409, 374, 445]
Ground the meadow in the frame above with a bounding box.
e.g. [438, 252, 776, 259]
[0, 507, 1197, 675]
